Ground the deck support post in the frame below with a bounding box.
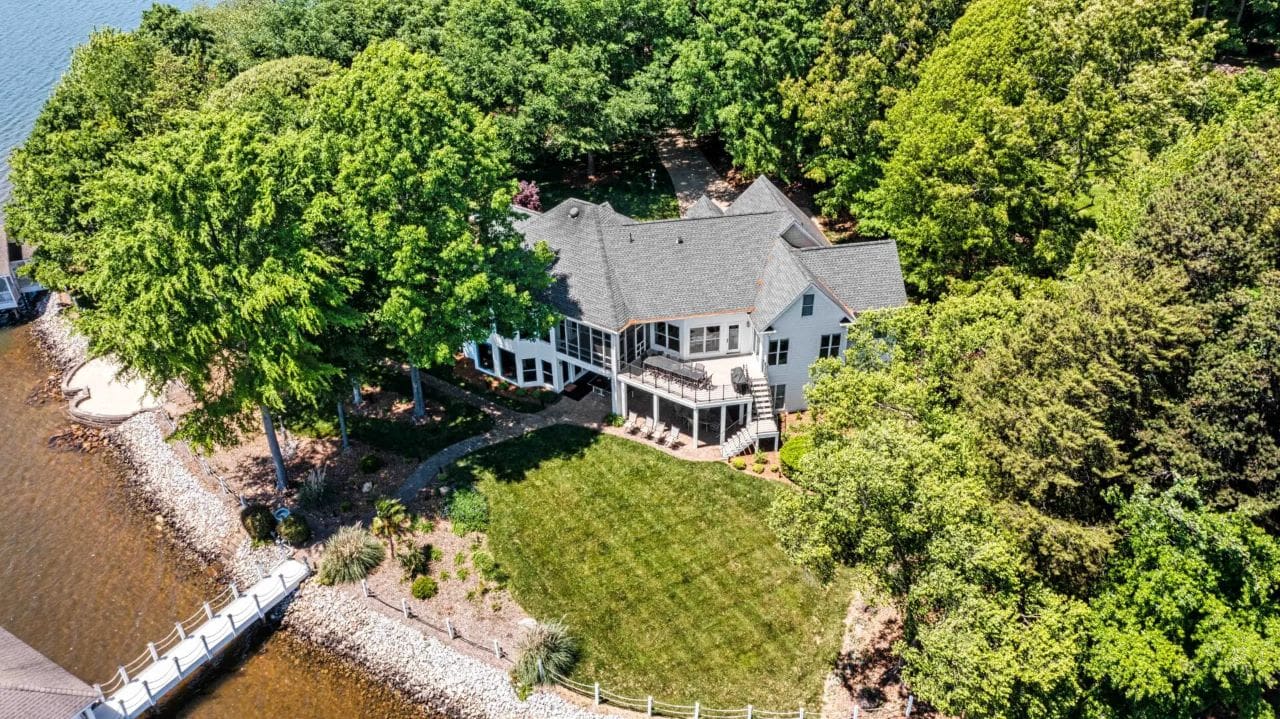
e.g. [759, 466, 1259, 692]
[142, 680, 155, 707]
[147, 643, 159, 662]
[652, 394, 659, 426]
[252, 593, 264, 619]
[720, 406, 727, 445]
[200, 635, 212, 659]
[692, 407, 699, 447]
[172, 656, 182, 676]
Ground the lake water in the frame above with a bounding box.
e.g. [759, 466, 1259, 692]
[0, 3, 433, 716]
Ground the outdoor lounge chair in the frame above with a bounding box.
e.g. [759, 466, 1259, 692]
[649, 422, 666, 440]
[622, 412, 637, 432]
[666, 426, 680, 447]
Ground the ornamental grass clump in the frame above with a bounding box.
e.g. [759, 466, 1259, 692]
[317, 525, 385, 585]
[512, 620, 579, 689]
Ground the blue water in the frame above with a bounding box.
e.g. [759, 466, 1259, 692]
[0, 0, 195, 207]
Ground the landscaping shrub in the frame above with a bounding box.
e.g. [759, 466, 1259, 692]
[512, 620, 579, 688]
[277, 513, 312, 546]
[399, 544, 431, 580]
[411, 575, 439, 600]
[731, 457, 747, 470]
[448, 487, 490, 534]
[316, 525, 385, 585]
[752, 461, 765, 474]
[240, 504, 275, 542]
[779, 435, 814, 478]
[605, 412, 625, 427]
[298, 467, 331, 509]
[359, 453, 384, 474]
[472, 550, 506, 583]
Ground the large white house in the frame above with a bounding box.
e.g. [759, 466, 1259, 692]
[465, 176, 907, 454]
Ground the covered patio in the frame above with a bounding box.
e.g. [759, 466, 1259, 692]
[620, 384, 752, 452]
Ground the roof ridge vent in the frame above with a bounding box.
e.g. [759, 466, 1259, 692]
[569, 206, 580, 218]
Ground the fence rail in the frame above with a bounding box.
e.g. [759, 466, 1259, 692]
[619, 360, 753, 404]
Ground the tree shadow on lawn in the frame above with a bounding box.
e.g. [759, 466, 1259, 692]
[445, 424, 598, 486]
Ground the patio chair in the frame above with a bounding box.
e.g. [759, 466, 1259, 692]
[622, 412, 637, 432]
[666, 426, 681, 448]
[649, 422, 667, 440]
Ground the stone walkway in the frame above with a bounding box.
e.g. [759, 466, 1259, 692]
[655, 129, 740, 212]
[394, 376, 605, 502]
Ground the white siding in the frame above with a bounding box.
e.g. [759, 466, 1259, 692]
[756, 285, 849, 412]
[649, 312, 754, 361]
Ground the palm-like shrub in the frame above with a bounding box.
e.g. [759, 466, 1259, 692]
[317, 525, 385, 585]
[371, 497, 411, 555]
[512, 620, 578, 688]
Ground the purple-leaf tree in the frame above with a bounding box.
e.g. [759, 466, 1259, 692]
[513, 180, 542, 212]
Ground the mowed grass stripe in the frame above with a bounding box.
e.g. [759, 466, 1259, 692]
[454, 425, 850, 708]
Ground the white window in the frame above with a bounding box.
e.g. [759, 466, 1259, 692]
[818, 333, 842, 358]
[767, 338, 789, 366]
[727, 324, 740, 352]
[522, 358, 538, 383]
[689, 326, 721, 354]
[801, 293, 815, 317]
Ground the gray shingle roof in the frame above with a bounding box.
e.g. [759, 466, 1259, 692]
[0, 626, 95, 719]
[684, 195, 724, 219]
[798, 241, 909, 313]
[512, 177, 906, 330]
[725, 176, 826, 248]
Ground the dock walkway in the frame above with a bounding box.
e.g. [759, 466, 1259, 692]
[92, 558, 309, 719]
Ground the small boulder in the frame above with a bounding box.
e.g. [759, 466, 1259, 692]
[361, 481, 372, 493]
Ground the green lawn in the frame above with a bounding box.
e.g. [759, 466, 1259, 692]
[449, 425, 850, 710]
[521, 141, 681, 221]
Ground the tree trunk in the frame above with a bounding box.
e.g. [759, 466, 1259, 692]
[410, 365, 425, 419]
[260, 405, 288, 493]
[587, 151, 596, 180]
[351, 378, 363, 406]
[337, 400, 350, 452]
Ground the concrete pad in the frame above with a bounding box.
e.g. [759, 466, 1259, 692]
[66, 357, 163, 421]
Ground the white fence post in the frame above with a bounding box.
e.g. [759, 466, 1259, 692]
[361, 579, 370, 597]
[492, 639, 501, 659]
[646, 696, 653, 716]
[694, 701, 700, 719]
[747, 704, 753, 719]
[905, 695, 915, 718]
[852, 705, 860, 719]
[203, 602, 214, 620]
[147, 643, 159, 662]
[401, 599, 411, 619]
[230, 581, 239, 599]
[175, 621, 186, 640]
[800, 707, 805, 719]
[445, 618, 455, 639]
[593, 682, 600, 706]
[117, 666, 128, 685]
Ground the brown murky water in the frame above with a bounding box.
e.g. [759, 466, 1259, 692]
[0, 324, 433, 717]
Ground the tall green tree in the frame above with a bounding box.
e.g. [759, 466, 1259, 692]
[672, 0, 827, 177]
[6, 28, 213, 292]
[858, 0, 1217, 294]
[306, 41, 555, 417]
[74, 108, 360, 490]
[781, 0, 970, 215]
[1088, 481, 1280, 718]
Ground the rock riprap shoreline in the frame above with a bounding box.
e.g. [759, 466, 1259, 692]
[28, 297, 612, 719]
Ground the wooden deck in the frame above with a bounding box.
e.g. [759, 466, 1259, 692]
[92, 558, 309, 718]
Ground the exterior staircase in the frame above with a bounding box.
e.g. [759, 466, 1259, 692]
[721, 377, 777, 458]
